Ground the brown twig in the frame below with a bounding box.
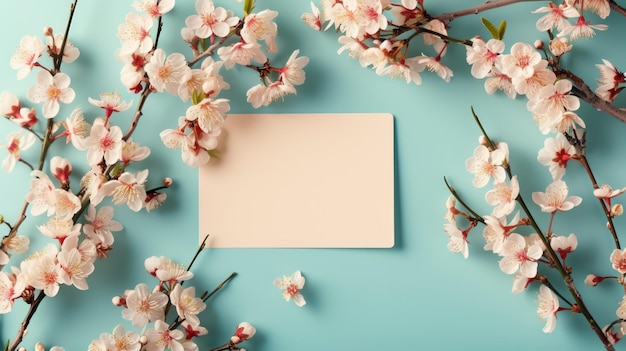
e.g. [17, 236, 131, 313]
[436, 0, 546, 23]
[610, 0, 626, 16]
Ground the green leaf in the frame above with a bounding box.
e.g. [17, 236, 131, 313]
[4, 339, 9, 351]
[243, 0, 255, 15]
[498, 20, 507, 40]
[481, 17, 499, 40]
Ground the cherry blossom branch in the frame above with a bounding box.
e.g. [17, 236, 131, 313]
[573, 154, 621, 249]
[187, 28, 239, 68]
[560, 69, 626, 123]
[471, 110, 615, 350]
[610, 0, 626, 16]
[435, 0, 546, 23]
[8, 291, 46, 351]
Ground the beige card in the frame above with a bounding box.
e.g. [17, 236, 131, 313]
[198, 113, 394, 248]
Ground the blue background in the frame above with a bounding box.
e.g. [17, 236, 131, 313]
[2, 1, 626, 350]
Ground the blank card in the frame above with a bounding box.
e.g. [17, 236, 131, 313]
[198, 113, 394, 248]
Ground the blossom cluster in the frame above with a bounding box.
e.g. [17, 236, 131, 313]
[85, 255, 256, 351]
[0, 0, 308, 350]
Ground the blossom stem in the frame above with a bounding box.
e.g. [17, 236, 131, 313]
[202, 272, 237, 302]
[53, 0, 78, 72]
[8, 291, 46, 351]
[543, 279, 575, 307]
[185, 234, 210, 272]
[443, 177, 484, 223]
[609, 0, 626, 16]
[187, 22, 242, 68]
[435, 0, 546, 23]
[560, 69, 626, 123]
[573, 154, 621, 249]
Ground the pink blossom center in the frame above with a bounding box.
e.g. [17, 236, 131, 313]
[44, 271, 58, 285]
[516, 55, 530, 69]
[515, 250, 530, 264]
[286, 284, 299, 297]
[553, 148, 571, 167]
[46, 86, 61, 100]
[100, 135, 116, 150]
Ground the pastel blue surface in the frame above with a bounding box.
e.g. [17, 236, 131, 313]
[2, 1, 626, 350]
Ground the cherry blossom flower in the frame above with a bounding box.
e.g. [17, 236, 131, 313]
[499, 233, 543, 278]
[416, 54, 454, 82]
[2, 235, 30, 255]
[498, 42, 542, 79]
[83, 205, 123, 246]
[186, 97, 230, 133]
[121, 139, 151, 164]
[145, 192, 167, 212]
[26, 70, 76, 118]
[337, 35, 367, 60]
[444, 195, 460, 223]
[549, 37, 573, 57]
[511, 60, 556, 100]
[484, 67, 516, 98]
[122, 283, 168, 328]
[217, 41, 267, 69]
[443, 223, 469, 258]
[144, 319, 184, 351]
[465, 144, 506, 188]
[46, 33, 80, 63]
[60, 106, 90, 150]
[20, 244, 62, 297]
[144, 256, 194, 283]
[241, 9, 279, 52]
[88, 92, 133, 119]
[567, 0, 611, 19]
[117, 49, 151, 91]
[550, 233, 578, 261]
[559, 16, 608, 41]
[85, 119, 124, 166]
[594, 184, 626, 213]
[512, 272, 534, 294]
[485, 176, 519, 217]
[133, 0, 175, 18]
[25, 170, 56, 216]
[117, 12, 154, 55]
[145, 49, 189, 95]
[274, 270, 306, 307]
[178, 69, 209, 103]
[99, 325, 141, 351]
[528, 80, 580, 120]
[200, 57, 229, 98]
[0, 271, 25, 313]
[57, 244, 95, 290]
[603, 322, 624, 345]
[537, 133, 576, 180]
[301, 1, 323, 31]
[170, 284, 206, 326]
[355, 0, 388, 35]
[279, 50, 309, 87]
[50, 156, 72, 187]
[99, 170, 149, 212]
[231, 322, 256, 344]
[537, 284, 560, 333]
[185, 0, 239, 39]
[532, 180, 582, 213]
[482, 212, 521, 254]
[532, 2, 578, 32]
[610, 248, 626, 274]
[247, 81, 297, 108]
[0, 130, 36, 173]
[377, 57, 425, 85]
[10, 35, 45, 80]
[38, 216, 81, 243]
[0, 91, 21, 118]
[466, 37, 505, 79]
[595, 59, 626, 102]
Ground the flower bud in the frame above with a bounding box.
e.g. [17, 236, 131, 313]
[478, 135, 488, 145]
[163, 177, 173, 187]
[231, 322, 256, 344]
[612, 204, 624, 216]
[534, 39, 543, 49]
[43, 26, 53, 36]
[140, 335, 148, 345]
[0, 214, 3, 224]
[584, 274, 604, 286]
[35, 342, 44, 351]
